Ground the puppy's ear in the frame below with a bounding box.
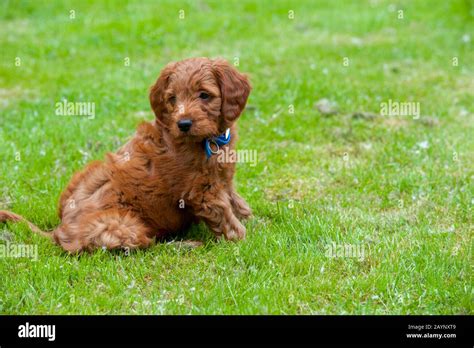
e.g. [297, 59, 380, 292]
[212, 59, 251, 123]
[149, 62, 176, 127]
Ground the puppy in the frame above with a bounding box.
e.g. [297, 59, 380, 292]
[0, 57, 252, 252]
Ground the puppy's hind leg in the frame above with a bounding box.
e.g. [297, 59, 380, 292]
[53, 210, 155, 253]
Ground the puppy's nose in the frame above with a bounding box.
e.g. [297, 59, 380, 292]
[177, 119, 192, 132]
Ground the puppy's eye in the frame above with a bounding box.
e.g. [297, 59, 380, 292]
[199, 92, 210, 100]
[168, 96, 176, 104]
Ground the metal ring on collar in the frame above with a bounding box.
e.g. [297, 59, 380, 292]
[209, 140, 220, 154]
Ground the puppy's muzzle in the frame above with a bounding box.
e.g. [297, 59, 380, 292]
[177, 119, 192, 132]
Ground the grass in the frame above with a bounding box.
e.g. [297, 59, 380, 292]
[0, 0, 473, 314]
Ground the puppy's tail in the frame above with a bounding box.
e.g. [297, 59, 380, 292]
[0, 210, 52, 238]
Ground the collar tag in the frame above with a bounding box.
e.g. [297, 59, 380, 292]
[204, 128, 231, 158]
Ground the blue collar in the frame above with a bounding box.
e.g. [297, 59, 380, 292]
[203, 128, 231, 158]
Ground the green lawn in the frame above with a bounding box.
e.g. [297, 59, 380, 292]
[0, 0, 472, 314]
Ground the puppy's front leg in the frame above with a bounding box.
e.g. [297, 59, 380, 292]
[229, 190, 252, 221]
[194, 191, 246, 241]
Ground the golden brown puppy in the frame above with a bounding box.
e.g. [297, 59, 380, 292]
[0, 57, 252, 252]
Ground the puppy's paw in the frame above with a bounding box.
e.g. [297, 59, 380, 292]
[231, 194, 252, 221]
[224, 221, 246, 241]
[235, 205, 252, 221]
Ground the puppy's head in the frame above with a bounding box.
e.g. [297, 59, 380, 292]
[149, 58, 251, 140]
